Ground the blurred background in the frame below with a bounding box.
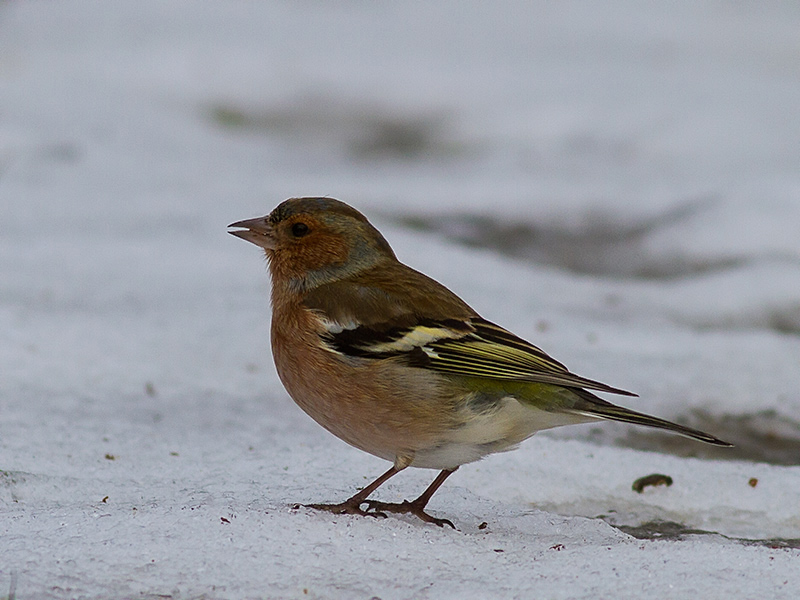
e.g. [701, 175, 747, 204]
[2, 1, 799, 464]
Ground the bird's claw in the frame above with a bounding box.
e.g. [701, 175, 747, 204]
[365, 499, 456, 529]
[301, 501, 386, 519]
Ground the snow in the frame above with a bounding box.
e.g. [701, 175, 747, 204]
[2, 1, 799, 598]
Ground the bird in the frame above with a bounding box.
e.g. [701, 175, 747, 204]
[229, 197, 731, 528]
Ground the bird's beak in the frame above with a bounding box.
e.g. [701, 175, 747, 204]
[228, 216, 277, 250]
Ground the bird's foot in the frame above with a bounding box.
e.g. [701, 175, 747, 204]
[365, 499, 455, 529]
[299, 500, 387, 519]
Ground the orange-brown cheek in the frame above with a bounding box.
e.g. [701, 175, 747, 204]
[301, 233, 350, 270]
[270, 233, 349, 280]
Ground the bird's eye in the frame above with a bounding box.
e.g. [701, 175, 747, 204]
[291, 222, 310, 238]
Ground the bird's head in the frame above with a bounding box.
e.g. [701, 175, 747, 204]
[229, 197, 397, 291]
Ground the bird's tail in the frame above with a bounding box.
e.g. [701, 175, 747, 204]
[570, 390, 732, 447]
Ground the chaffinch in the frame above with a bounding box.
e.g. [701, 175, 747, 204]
[229, 197, 730, 528]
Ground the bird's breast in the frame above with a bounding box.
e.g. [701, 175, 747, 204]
[269, 302, 461, 464]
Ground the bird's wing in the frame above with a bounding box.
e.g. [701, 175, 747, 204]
[302, 264, 634, 396]
[321, 312, 636, 397]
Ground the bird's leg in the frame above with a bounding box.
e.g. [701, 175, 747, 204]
[303, 465, 401, 518]
[365, 467, 458, 528]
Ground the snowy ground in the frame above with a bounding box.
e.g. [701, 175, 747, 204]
[2, 1, 800, 598]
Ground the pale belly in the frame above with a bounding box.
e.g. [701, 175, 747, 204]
[409, 395, 590, 469]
